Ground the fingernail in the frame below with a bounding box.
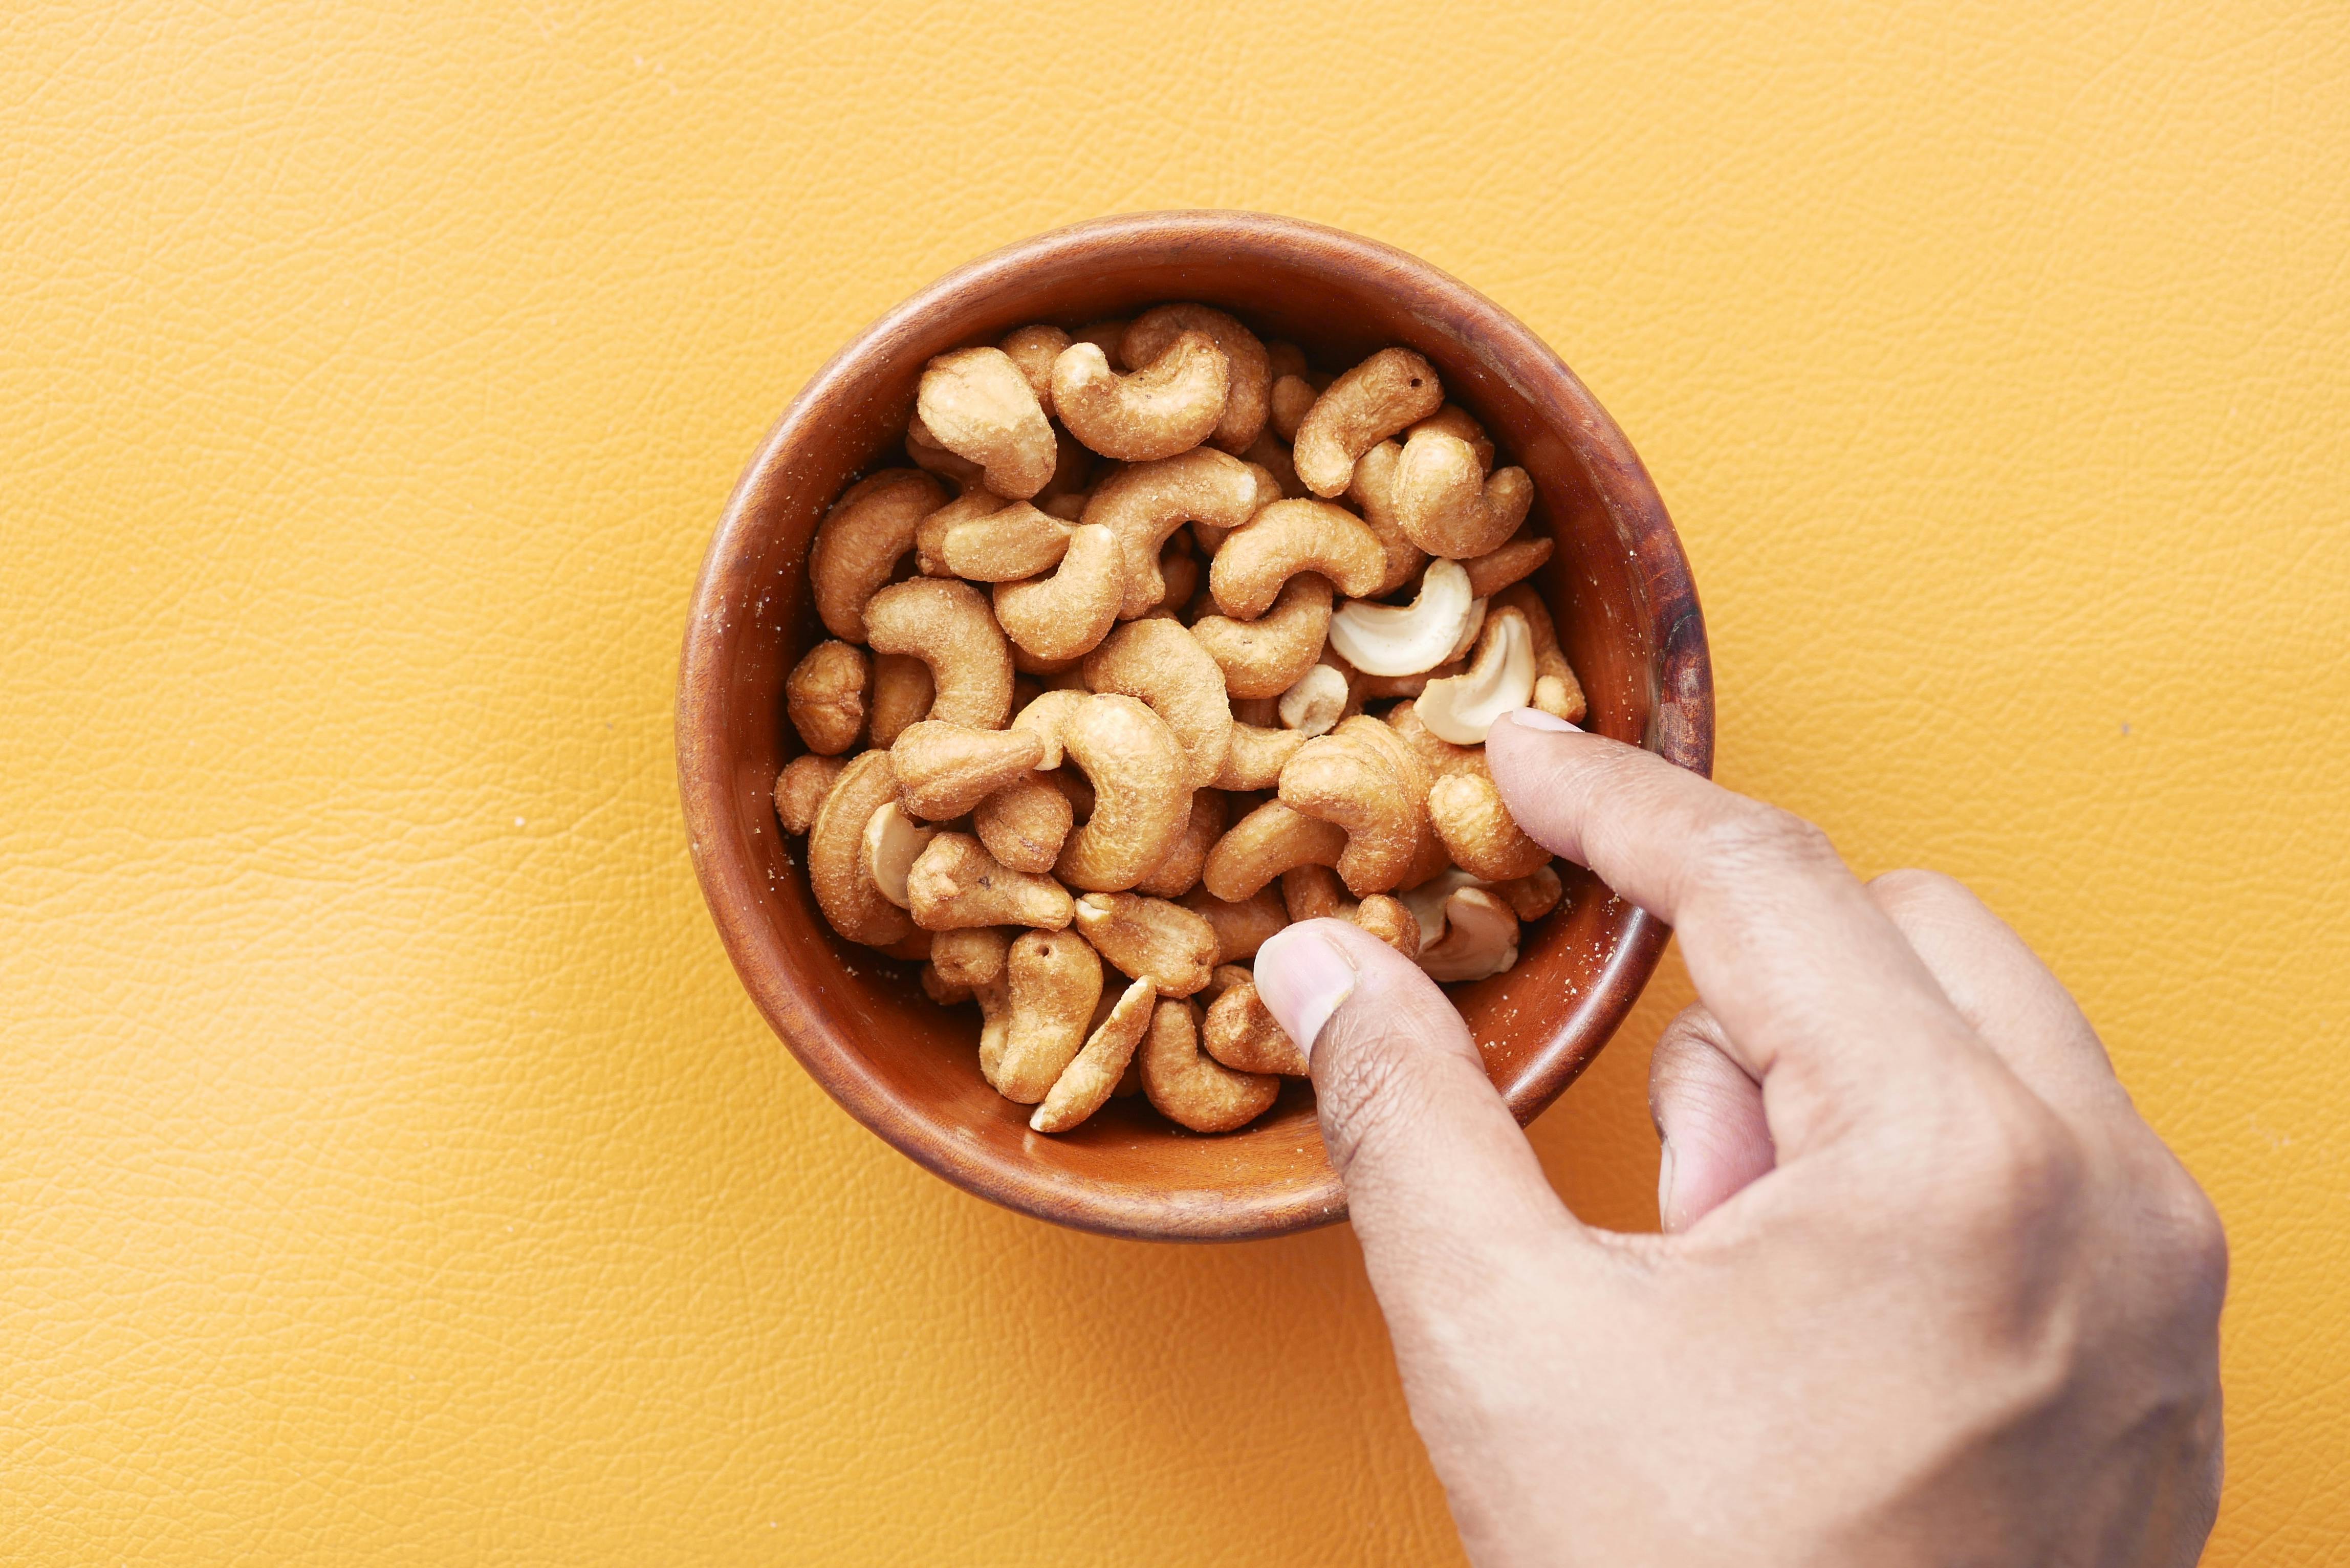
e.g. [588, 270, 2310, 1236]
[1254, 925, 1359, 1064]
[1656, 1139, 1678, 1228]
[1506, 707, 1580, 734]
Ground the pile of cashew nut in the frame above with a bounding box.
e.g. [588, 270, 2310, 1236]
[771, 305, 1587, 1138]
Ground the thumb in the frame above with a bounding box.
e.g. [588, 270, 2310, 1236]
[1256, 919, 1578, 1266]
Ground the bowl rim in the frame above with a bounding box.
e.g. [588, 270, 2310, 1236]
[677, 209, 1713, 1242]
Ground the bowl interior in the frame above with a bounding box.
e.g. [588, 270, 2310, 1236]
[679, 212, 1710, 1240]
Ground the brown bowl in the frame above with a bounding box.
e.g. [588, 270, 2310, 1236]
[678, 211, 1711, 1242]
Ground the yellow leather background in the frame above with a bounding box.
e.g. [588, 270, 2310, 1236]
[5, 2, 2343, 1561]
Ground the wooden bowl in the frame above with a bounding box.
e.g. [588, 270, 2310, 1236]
[677, 211, 1712, 1242]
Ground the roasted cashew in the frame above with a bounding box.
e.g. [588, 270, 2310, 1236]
[1121, 304, 1270, 455]
[860, 801, 939, 908]
[1416, 606, 1536, 744]
[1051, 330, 1229, 462]
[772, 753, 846, 836]
[1275, 663, 1348, 736]
[1266, 340, 1309, 380]
[930, 925, 1012, 990]
[1275, 726, 1426, 896]
[1406, 404, 1494, 471]
[862, 578, 1014, 729]
[1209, 499, 1387, 619]
[1268, 374, 1316, 443]
[1491, 583, 1587, 723]
[1148, 533, 1200, 619]
[1326, 557, 1477, 678]
[1462, 528, 1554, 598]
[921, 965, 972, 1006]
[1393, 430, 1534, 559]
[914, 489, 1011, 577]
[1079, 449, 1263, 620]
[1189, 573, 1332, 700]
[784, 639, 871, 755]
[1211, 720, 1312, 791]
[1141, 997, 1278, 1134]
[806, 750, 916, 948]
[1491, 863, 1564, 921]
[1418, 886, 1519, 983]
[1030, 974, 1155, 1133]
[1080, 619, 1232, 793]
[1177, 883, 1289, 965]
[1134, 788, 1226, 899]
[905, 414, 987, 491]
[991, 522, 1123, 663]
[1429, 772, 1552, 882]
[808, 469, 948, 641]
[917, 346, 1057, 499]
[1280, 868, 1419, 942]
[1202, 981, 1308, 1076]
[905, 831, 1074, 932]
[1201, 801, 1348, 901]
[1072, 318, 1128, 357]
[998, 324, 1071, 415]
[888, 721, 1046, 820]
[1344, 440, 1432, 596]
[939, 501, 1071, 581]
[990, 929, 1103, 1103]
[971, 774, 1073, 875]
[1385, 697, 1491, 782]
[1041, 693, 1191, 892]
[1292, 347, 1444, 497]
[867, 654, 934, 746]
[1072, 890, 1217, 996]
[1239, 430, 1308, 503]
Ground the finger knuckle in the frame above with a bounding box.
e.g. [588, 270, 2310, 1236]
[1695, 804, 1839, 883]
[1938, 1080, 2087, 1238]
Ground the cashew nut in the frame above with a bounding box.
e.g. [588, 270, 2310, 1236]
[914, 488, 1011, 577]
[1266, 340, 1309, 380]
[1031, 974, 1155, 1134]
[1201, 981, 1308, 1076]
[1352, 893, 1423, 958]
[1292, 347, 1444, 497]
[1418, 886, 1520, 983]
[1239, 429, 1308, 503]
[1121, 304, 1269, 455]
[860, 578, 1014, 732]
[1428, 772, 1551, 883]
[1406, 404, 1494, 471]
[998, 324, 1071, 415]
[1326, 557, 1477, 677]
[1134, 788, 1226, 899]
[772, 753, 847, 836]
[1415, 606, 1536, 744]
[1048, 693, 1191, 893]
[930, 925, 1012, 990]
[808, 469, 948, 642]
[1491, 862, 1564, 921]
[888, 721, 1046, 820]
[1268, 373, 1316, 443]
[1209, 499, 1387, 619]
[1050, 331, 1230, 462]
[1071, 890, 1217, 997]
[1279, 864, 1354, 923]
[806, 750, 916, 949]
[1385, 697, 1490, 782]
[860, 801, 939, 908]
[1189, 573, 1332, 700]
[1275, 662, 1348, 736]
[784, 639, 871, 755]
[1072, 318, 1128, 357]
[1177, 883, 1290, 965]
[1343, 439, 1432, 596]
[989, 930, 1103, 1103]
[905, 831, 1074, 932]
[1491, 583, 1587, 723]
[905, 415, 988, 491]
[1209, 720, 1312, 793]
[1148, 532, 1200, 620]
[1140, 997, 1278, 1134]
[867, 653, 934, 746]
[991, 522, 1124, 663]
[1393, 430, 1534, 559]
[1080, 619, 1232, 793]
[1276, 718, 1432, 895]
[921, 965, 972, 1006]
[1079, 449, 1263, 620]
[1462, 529, 1554, 598]
[1201, 801, 1347, 902]
[940, 502, 1072, 581]
[971, 773, 1073, 875]
[916, 346, 1057, 499]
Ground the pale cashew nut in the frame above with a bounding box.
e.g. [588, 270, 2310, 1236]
[905, 831, 1075, 932]
[1462, 529, 1554, 598]
[940, 502, 1072, 581]
[998, 324, 1071, 415]
[992, 523, 1124, 663]
[1050, 331, 1230, 462]
[1141, 997, 1278, 1134]
[1415, 606, 1537, 744]
[1386, 697, 1491, 782]
[1428, 772, 1552, 882]
[1400, 867, 1485, 950]
[915, 490, 1014, 578]
[1031, 975, 1156, 1133]
[1209, 499, 1387, 618]
[1201, 801, 1347, 902]
[1326, 557, 1477, 677]
[1177, 884, 1290, 965]
[1049, 693, 1191, 893]
[868, 653, 934, 746]
[772, 753, 847, 836]
[971, 774, 1073, 875]
[1080, 619, 1232, 792]
[806, 750, 916, 948]
[1202, 981, 1308, 1076]
[1211, 719, 1313, 790]
[1134, 788, 1226, 899]
[1080, 449, 1263, 620]
[1190, 573, 1332, 700]
[862, 578, 1014, 729]
[1406, 404, 1495, 470]
[1445, 598, 1490, 663]
[1037, 426, 1094, 506]
[1292, 347, 1444, 497]
[1344, 440, 1432, 595]
[888, 721, 1046, 820]
[990, 929, 1104, 1103]
[860, 802, 940, 908]
[1121, 303, 1270, 455]
[1268, 374, 1316, 442]
[1393, 431, 1534, 559]
[1275, 663, 1348, 736]
[1418, 886, 1520, 983]
[1071, 890, 1217, 997]
[784, 639, 871, 754]
[808, 469, 948, 641]
[1491, 583, 1587, 723]
[917, 346, 1057, 499]
[1276, 725, 1427, 895]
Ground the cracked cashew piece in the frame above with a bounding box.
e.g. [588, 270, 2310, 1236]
[868, 654, 934, 746]
[999, 324, 1071, 415]
[1209, 499, 1387, 618]
[1051, 330, 1230, 462]
[1142, 997, 1279, 1133]
[1047, 693, 1191, 893]
[1276, 722, 1429, 896]
[1189, 573, 1332, 700]
[1394, 430, 1534, 559]
[914, 488, 1011, 577]
[1135, 788, 1226, 899]
[991, 523, 1124, 663]
[888, 721, 1047, 820]
[1031, 975, 1156, 1133]
[1201, 801, 1349, 902]
[1491, 583, 1588, 723]
[940, 502, 1073, 581]
[1344, 439, 1432, 596]
[1416, 606, 1537, 744]
[862, 578, 1014, 730]
[917, 346, 1057, 499]
[1121, 304, 1270, 455]
[1080, 449, 1264, 620]
[989, 930, 1104, 1103]
[784, 639, 871, 755]
[1177, 884, 1289, 965]
[1080, 619, 1233, 792]
[773, 753, 847, 836]
[1326, 557, 1477, 677]
[809, 469, 948, 642]
[807, 750, 916, 948]
[1429, 772, 1552, 882]
[1276, 663, 1349, 736]
[1418, 886, 1520, 983]
[971, 774, 1073, 875]
[1462, 529, 1554, 597]
[860, 802, 940, 908]
[1292, 347, 1445, 497]
[1071, 891, 1217, 997]
[905, 831, 1075, 932]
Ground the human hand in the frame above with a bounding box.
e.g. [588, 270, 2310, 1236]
[1252, 712, 2226, 1567]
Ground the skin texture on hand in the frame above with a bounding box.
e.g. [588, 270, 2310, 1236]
[1252, 710, 2227, 1567]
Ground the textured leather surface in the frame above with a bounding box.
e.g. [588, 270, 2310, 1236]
[3, 3, 2342, 1562]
